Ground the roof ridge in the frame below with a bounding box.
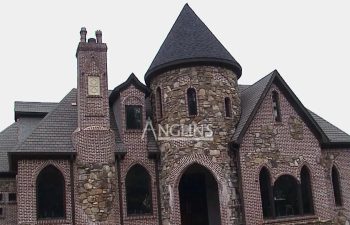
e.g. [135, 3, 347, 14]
[13, 89, 76, 151]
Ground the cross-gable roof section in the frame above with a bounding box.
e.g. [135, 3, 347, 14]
[232, 70, 329, 145]
[109, 73, 149, 106]
[12, 89, 78, 154]
[144, 4, 242, 85]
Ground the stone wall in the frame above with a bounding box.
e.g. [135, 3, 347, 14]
[0, 179, 17, 225]
[149, 66, 241, 225]
[239, 84, 333, 225]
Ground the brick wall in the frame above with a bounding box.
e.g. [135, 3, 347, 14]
[113, 84, 159, 225]
[0, 179, 17, 225]
[17, 160, 73, 225]
[239, 84, 332, 225]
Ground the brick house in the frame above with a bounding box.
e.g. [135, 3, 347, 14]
[0, 4, 349, 225]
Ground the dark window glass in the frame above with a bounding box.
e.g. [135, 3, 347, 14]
[156, 87, 163, 119]
[273, 175, 301, 217]
[126, 165, 152, 215]
[301, 166, 314, 214]
[260, 167, 273, 218]
[8, 193, 16, 202]
[187, 88, 198, 116]
[0, 208, 3, 216]
[272, 91, 282, 122]
[126, 105, 142, 129]
[0, 194, 3, 202]
[37, 165, 65, 219]
[332, 166, 342, 206]
[224, 97, 232, 117]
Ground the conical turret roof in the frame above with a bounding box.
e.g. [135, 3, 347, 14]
[145, 4, 242, 84]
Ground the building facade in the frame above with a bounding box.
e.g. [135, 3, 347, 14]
[0, 4, 349, 225]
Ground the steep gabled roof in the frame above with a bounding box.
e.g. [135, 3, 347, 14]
[232, 70, 329, 145]
[145, 4, 242, 85]
[309, 110, 350, 146]
[109, 73, 149, 106]
[11, 89, 78, 154]
[0, 123, 18, 172]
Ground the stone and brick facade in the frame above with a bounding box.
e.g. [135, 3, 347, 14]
[0, 4, 349, 225]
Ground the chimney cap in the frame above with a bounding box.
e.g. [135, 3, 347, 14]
[88, 38, 96, 43]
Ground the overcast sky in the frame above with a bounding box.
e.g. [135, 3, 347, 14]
[0, 0, 349, 134]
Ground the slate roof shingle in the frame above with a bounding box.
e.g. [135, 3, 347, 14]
[145, 4, 242, 84]
[0, 123, 18, 172]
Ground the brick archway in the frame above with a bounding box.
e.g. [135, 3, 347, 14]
[167, 154, 230, 225]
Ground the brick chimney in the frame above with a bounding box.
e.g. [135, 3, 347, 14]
[72, 28, 118, 224]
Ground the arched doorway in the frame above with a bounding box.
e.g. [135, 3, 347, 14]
[179, 164, 221, 225]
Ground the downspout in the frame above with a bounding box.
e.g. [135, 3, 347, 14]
[155, 156, 163, 225]
[116, 156, 124, 225]
[70, 155, 76, 225]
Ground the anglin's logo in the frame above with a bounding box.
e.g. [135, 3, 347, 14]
[142, 118, 214, 141]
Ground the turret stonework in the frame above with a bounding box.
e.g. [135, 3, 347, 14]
[149, 66, 242, 225]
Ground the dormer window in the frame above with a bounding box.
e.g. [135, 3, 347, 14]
[126, 105, 142, 130]
[224, 97, 232, 117]
[156, 87, 163, 119]
[272, 91, 282, 122]
[187, 88, 197, 116]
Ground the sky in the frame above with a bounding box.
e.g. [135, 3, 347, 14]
[0, 0, 349, 134]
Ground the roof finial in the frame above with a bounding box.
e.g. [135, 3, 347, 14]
[80, 27, 87, 43]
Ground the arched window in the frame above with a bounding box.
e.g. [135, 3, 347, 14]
[224, 97, 232, 117]
[273, 175, 301, 217]
[36, 165, 65, 219]
[300, 166, 314, 214]
[187, 88, 198, 116]
[272, 91, 282, 122]
[126, 165, 152, 215]
[259, 167, 274, 218]
[331, 166, 342, 206]
[156, 87, 163, 119]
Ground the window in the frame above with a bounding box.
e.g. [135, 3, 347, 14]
[187, 88, 197, 116]
[272, 91, 282, 122]
[37, 165, 65, 219]
[300, 166, 314, 214]
[273, 175, 301, 217]
[126, 165, 152, 215]
[0, 207, 3, 217]
[224, 97, 232, 117]
[0, 194, 3, 203]
[8, 193, 16, 203]
[126, 105, 142, 129]
[259, 167, 274, 218]
[156, 87, 163, 119]
[331, 166, 342, 206]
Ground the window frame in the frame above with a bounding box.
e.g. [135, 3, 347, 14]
[125, 105, 143, 130]
[186, 87, 198, 116]
[272, 91, 282, 122]
[331, 165, 343, 207]
[125, 164, 153, 216]
[36, 165, 66, 220]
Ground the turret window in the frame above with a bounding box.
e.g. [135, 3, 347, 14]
[156, 87, 163, 119]
[126, 105, 143, 130]
[187, 88, 198, 116]
[224, 97, 232, 117]
[272, 91, 282, 122]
